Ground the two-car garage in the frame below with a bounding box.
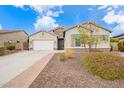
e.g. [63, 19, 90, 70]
[33, 41, 54, 50]
[29, 31, 58, 51]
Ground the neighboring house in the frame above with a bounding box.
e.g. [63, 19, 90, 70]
[113, 34, 124, 40]
[64, 22, 112, 51]
[29, 22, 112, 51]
[0, 30, 29, 50]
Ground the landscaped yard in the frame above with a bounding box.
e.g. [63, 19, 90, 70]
[29, 52, 124, 88]
[0, 45, 18, 56]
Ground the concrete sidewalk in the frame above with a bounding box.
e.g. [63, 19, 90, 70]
[0, 51, 52, 87]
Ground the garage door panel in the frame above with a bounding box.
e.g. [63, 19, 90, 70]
[33, 41, 54, 50]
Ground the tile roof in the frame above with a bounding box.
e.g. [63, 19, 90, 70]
[113, 33, 124, 38]
[82, 22, 112, 33]
[29, 30, 58, 37]
[30, 26, 65, 38]
[0, 30, 28, 36]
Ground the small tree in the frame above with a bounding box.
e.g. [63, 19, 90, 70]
[77, 25, 100, 52]
[118, 40, 124, 51]
[110, 37, 119, 51]
[79, 28, 89, 48]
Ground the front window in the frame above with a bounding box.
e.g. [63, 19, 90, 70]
[75, 35, 80, 46]
[100, 35, 108, 41]
[71, 34, 81, 47]
[17, 40, 20, 43]
[71, 34, 109, 47]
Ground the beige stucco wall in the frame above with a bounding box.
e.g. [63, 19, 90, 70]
[0, 31, 28, 48]
[29, 32, 58, 50]
[64, 27, 111, 49]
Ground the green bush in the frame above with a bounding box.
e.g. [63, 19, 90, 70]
[118, 41, 124, 51]
[110, 42, 118, 51]
[110, 37, 119, 42]
[59, 53, 65, 61]
[83, 52, 124, 80]
[6, 45, 15, 51]
[0, 47, 5, 56]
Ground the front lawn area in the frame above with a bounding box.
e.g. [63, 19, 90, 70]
[30, 52, 124, 88]
[83, 52, 124, 80]
[0, 45, 19, 56]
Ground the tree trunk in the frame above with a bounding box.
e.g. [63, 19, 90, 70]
[89, 43, 91, 52]
[95, 43, 97, 49]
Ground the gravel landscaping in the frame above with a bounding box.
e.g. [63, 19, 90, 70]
[29, 53, 124, 88]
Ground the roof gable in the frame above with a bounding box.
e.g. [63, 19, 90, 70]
[82, 22, 112, 33]
[29, 30, 58, 37]
[49, 26, 65, 38]
[0, 30, 28, 36]
[64, 24, 93, 33]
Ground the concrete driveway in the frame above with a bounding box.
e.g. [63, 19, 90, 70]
[0, 51, 51, 86]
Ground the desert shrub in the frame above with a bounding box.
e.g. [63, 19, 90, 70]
[6, 45, 15, 51]
[118, 40, 124, 51]
[111, 42, 118, 51]
[65, 49, 74, 59]
[59, 53, 65, 61]
[83, 52, 124, 80]
[110, 37, 119, 51]
[0, 47, 5, 56]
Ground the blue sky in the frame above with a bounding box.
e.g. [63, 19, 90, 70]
[0, 5, 124, 36]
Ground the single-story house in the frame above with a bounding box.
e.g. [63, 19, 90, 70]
[29, 22, 112, 51]
[0, 30, 29, 50]
[113, 34, 124, 40]
[64, 22, 112, 52]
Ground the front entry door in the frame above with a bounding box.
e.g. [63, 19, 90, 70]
[58, 39, 64, 50]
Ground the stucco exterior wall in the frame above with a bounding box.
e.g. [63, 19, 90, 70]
[0, 31, 28, 49]
[64, 27, 111, 49]
[65, 27, 80, 48]
[29, 32, 58, 50]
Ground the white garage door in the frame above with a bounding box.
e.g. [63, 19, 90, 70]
[33, 40, 54, 50]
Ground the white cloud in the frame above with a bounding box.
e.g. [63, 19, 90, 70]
[34, 16, 59, 31]
[13, 5, 28, 10]
[13, 5, 55, 13]
[13, 5, 24, 8]
[97, 5, 120, 12]
[113, 24, 124, 31]
[102, 10, 124, 24]
[113, 24, 124, 35]
[0, 24, 2, 29]
[106, 7, 113, 11]
[113, 5, 119, 9]
[46, 10, 63, 17]
[98, 5, 109, 10]
[88, 8, 93, 11]
[102, 7, 124, 35]
[102, 10, 118, 24]
[31, 5, 63, 31]
[29, 5, 55, 14]
[14, 5, 63, 15]
[13, 5, 64, 31]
